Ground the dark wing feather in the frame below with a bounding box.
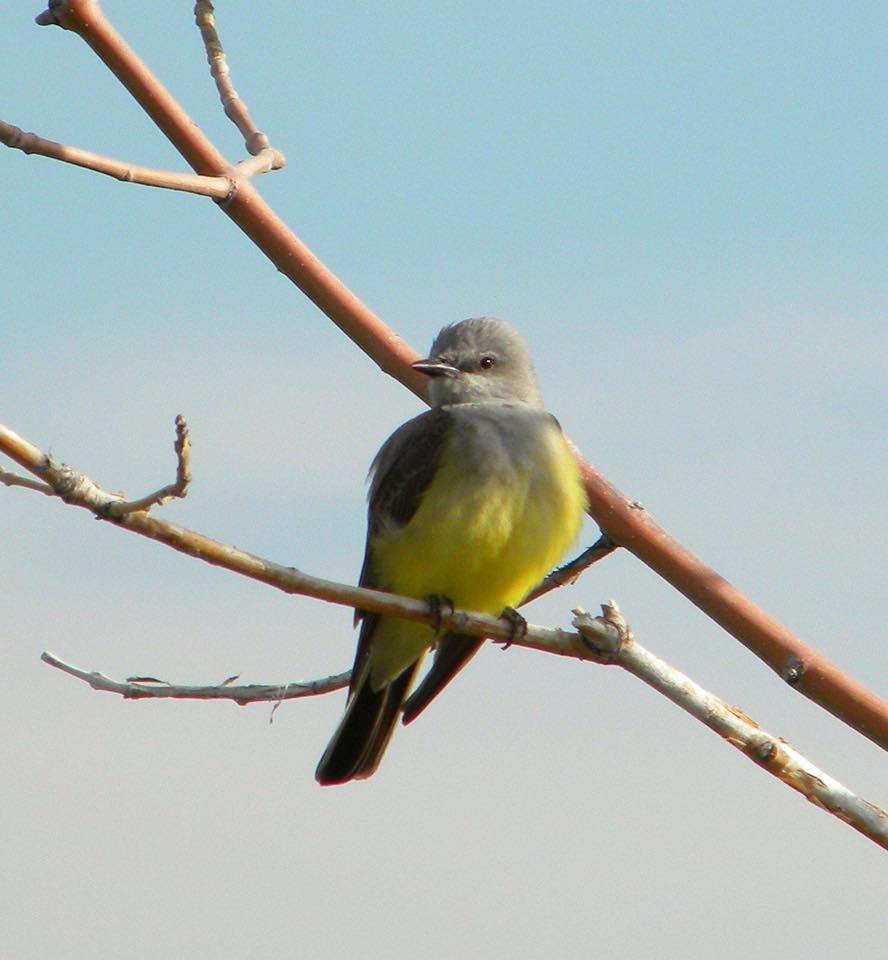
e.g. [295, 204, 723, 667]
[355, 407, 453, 585]
[317, 408, 456, 785]
[351, 405, 453, 646]
[315, 654, 422, 785]
[400, 633, 482, 725]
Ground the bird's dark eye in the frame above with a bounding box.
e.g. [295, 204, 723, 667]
[479, 355, 496, 370]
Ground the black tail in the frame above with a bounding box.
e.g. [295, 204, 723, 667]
[400, 634, 482, 726]
[315, 662, 420, 786]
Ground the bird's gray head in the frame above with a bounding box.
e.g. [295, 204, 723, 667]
[412, 317, 544, 408]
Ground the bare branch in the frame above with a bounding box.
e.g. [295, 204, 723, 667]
[571, 605, 888, 851]
[7, 414, 882, 844]
[108, 415, 191, 516]
[4, 407, 888, 751]
[0, 420, 581, 647]
[193, 0, 286, 168]
[0, 469, 54, 496]
[41, 651, 349, 703]
[0, 120, 232, 198]
[41, 600, 888, 850]
[523, 533, 617, 604]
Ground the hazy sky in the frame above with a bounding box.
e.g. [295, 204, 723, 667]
[2, 3, 886, 958]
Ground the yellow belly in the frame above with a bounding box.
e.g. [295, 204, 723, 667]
[368, 420, 586, 686]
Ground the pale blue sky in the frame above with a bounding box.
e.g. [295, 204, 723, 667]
[2, 3, 886, 958]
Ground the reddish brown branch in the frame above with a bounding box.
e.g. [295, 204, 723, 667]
[36, 0, 426, 395]
[576, 462, 888, 748]
[28, 0, 888, 751]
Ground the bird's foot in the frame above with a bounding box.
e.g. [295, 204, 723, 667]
[424, 594, 455, 634]
[498, 606, 528, 650]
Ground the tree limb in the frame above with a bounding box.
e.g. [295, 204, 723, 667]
[573, 606, 888, 852]
[4, 415, 886, 846]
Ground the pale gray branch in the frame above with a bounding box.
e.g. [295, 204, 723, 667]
[574, 606, 888, 851]
[41, 651, 349, 703]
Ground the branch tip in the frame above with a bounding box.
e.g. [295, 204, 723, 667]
[193, 0, 282, 166]
[107, 415, 192, 516]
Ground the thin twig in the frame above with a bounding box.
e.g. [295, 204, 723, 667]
[41, 651, 349, 703]
[0, 120, 231, 198]
[524, 534, 618, 603]
[0, 469, 54, 496]
[193, 0, 286, 167]
[108, 415, 191, 516]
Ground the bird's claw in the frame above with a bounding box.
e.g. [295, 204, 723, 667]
[498, 606, 528, 650]
[425, 594, 455, 634]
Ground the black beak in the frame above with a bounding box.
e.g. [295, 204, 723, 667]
[411, 359, 459, 378]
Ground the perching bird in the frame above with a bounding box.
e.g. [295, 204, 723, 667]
[315, 317, 587, 785]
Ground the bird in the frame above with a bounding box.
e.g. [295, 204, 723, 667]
[315, 317, 587, 785]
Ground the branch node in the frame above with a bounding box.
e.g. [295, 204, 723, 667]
[572, 601, 631, 663]
[783, 656, 806, 685]
[34, 8, 60, 27]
